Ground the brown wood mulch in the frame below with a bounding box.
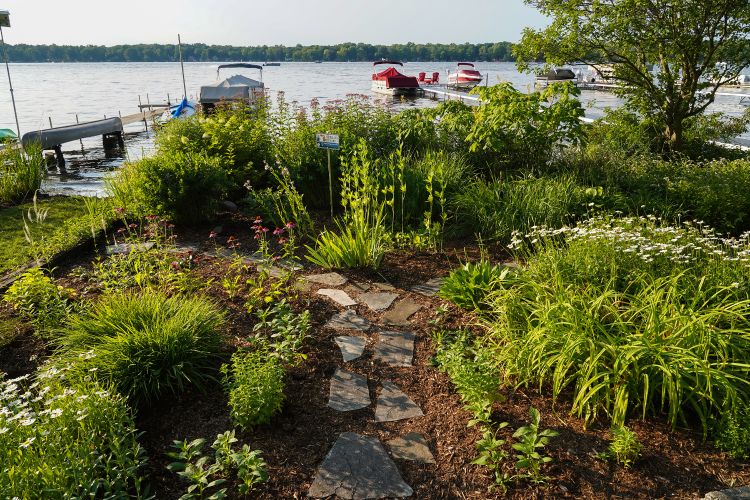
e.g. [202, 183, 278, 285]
[1, 222, 748, 499]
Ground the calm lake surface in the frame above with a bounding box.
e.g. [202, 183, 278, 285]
[0, 61, 748, 196]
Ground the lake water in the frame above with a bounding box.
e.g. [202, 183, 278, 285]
[0, 62, 748, 195]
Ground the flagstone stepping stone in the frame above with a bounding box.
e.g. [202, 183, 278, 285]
[276, 258, 304, 271]
[382, 300, 423, 326]
[326, 310, 372, 332]
[106, 242, 155, 255]
[308, 432, 413, 499]
[306, 272, 348, 287]
[328, 369, 371, 412]
[335, 336, 366, 362]
[375, 381, 423, 422]
[373, 282, 396, 291]
[257, 264, 285, 278]
[410, 277, 445, 296]
[704, 487, 750, 500]
[318, 289, 358, 307]
[359, 291, 399, 312]
[346, 281, 371, 294]
[387, 433, 436, 464]
[373, 331, 415, 367]
[217, 248, 265, 263]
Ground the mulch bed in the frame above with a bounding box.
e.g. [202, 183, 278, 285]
[1, 215, 749, 499]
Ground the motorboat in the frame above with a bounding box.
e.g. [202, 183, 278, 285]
[371, 61, 421, 96]
[161, 97, 197, 121]
[447, 63, 484, 89]
[535, 68, 578, 88]
[199, 63, 265, 111]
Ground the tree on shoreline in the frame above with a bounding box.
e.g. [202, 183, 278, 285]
[515, 0, 750, 152]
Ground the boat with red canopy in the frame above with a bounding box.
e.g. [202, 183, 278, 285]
[371, 61, 421, 96]
[447, 62, 484, 90]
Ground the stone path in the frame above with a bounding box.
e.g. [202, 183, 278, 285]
[308, 433, 413, 499]
[310, 274, 444, 498]
[328, 369, 371, 412]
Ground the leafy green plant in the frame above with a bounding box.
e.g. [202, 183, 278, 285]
[253, 299, 310, 365]
[221, 349, 285, 429]
[54, 290, 224, 405]
[0, 372, 148, 497]
[440, 261, 510, 311]
[0, 141, 44, 206]
[714, 402, 750, 460]
[472, 426, 511, 491]
[167, 437, 227, 499]
[512, 407, 558, 483]
[109, 149, 230, 224]
[607, 425, 642, 468]
[3, 267, 77, 333]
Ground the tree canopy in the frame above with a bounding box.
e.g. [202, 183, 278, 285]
[515, 0, 750, 152]
[4, 42, 514, 64]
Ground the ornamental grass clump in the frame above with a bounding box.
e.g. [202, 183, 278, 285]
[483, 215, 750, 434]
[0, 142, 44, 206]
[54, 290, 224, 406]
[0, 371, 147, 497]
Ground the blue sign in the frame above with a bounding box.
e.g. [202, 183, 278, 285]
[316, 133, 340, 150]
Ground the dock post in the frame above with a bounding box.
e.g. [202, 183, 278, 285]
[52, 144, 66, 174]
[48, 117, 53, 128]
[75, 114, 84, 151]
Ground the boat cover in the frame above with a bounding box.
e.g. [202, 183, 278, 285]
[544, 68, 576, 80]
[0, 128, 17, 140]
[373, 67, 419, 89]
[199, 75, 264, 104]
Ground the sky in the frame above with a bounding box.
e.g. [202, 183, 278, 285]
[0, 0, 547, 46]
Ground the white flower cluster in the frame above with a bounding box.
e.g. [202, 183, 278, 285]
[509, 215, 750, 267]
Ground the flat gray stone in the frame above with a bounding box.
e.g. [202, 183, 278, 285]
[307, 272, 348, 287]
[328, 369, 371, 412]
[375, 381, 423, 423]
[335, 336, 366, 362]
[704, 487, 750, 500]
[326, 310, 372, 332]
[373, 282, 396, 291]
[410, 277, 444, 296]
[106, 242, 154, 255]
[318, 289, 358, 307]
[277, 258, 304, 271]
[308, 432, 413, 499]
[373, 331, 415, 367]
[257, 264, 285, 278]
[382, 300, 423, 326]
[351, 281, 371, 293]
[359, 292, 399, 312]
[387, 433, 435, 464]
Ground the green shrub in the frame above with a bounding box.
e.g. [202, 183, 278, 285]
[3, 267, 76, 333]
[222, 349, 285, 429]
[467, 82, 585, 170]
[607, 425, 642, 468]
[451, 174, 594, 242]
[0, 142, 44, 206]
[714, 402, 750, 460]
[0, 372, 147, 497]
[54, 290, 224, 405]
[109, 150, 230, 224]
[440, 261, 511, 311]
[487, 219, 750, 432]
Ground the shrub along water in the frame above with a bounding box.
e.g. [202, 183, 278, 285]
[0, 142, 44, 206]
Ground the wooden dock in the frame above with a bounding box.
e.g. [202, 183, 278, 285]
[421, 86, 481, 105]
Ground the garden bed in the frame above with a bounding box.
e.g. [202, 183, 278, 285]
[2, 214, 748, 499]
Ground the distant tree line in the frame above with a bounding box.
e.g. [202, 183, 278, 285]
[4, 42, 514, 63]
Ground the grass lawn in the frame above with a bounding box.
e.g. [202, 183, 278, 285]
[0, 196, 109, 275]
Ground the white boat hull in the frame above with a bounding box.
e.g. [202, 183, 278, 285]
[371, 80, 421, 96]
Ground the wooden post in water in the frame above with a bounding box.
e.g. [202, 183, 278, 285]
[48, 117, 53, 128]
[52, 144, 65, 174]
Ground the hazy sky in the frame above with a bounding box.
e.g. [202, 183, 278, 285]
[0, 0, 547, 46]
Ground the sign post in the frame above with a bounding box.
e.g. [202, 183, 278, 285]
[316, 133, 340, 218]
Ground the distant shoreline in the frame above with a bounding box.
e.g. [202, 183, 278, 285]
[3, 42, 515, 64]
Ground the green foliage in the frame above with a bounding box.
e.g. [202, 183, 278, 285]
[0, 142, 44, 206]
[306, 141, 391, 269]
[166, 430, 268, 499]
[4, 267, 76, 334]
[472, 426, 510, 491]
[440, 261, 510, 311]
[714, 402, 750, 460]
[607, 425, 643, 468]
[0, 372, 148, 497]
[511, 407, 558, 483]
[109, 149, 230, 224]
[516, 0, 750, 151]
[467, 82, 584, 170]
[54, 290, 224, 406]
[221, 350, 285, 429]
[451, 174, 595, 242]
[253, 299, 310, 366]
[489, 217, 750, 432]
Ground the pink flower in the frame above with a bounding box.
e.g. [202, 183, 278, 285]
[262, 227, 269, 233]
[273, 228, 285, 236]
[128, 223, 137, 229]
[170, 261, 180, 270]
[146, 214, 158, 221]
[209, 231, 217, 239]
[285, 221, 296, 229]
[278, 238, 288, 245]
[114, 207, 126, 215]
